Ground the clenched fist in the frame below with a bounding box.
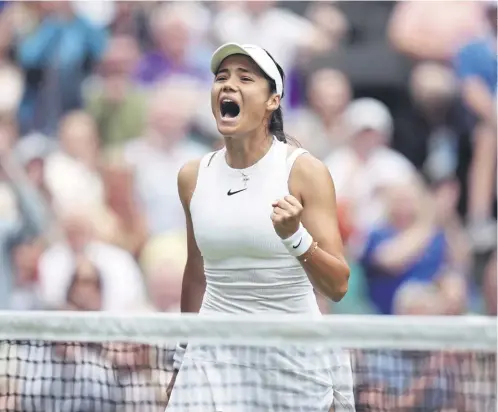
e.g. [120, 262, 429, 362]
[271, 195, 303, 239]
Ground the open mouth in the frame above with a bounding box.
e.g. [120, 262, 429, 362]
[220, 99, 240, 119]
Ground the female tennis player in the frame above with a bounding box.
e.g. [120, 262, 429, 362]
[166, 43, 354, 412]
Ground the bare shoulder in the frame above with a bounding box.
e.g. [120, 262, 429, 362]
[178, 158, 202, 182]
[288, 148, 334, 194]
[294, 151, 330, 178]
[177, 158, 202, 208]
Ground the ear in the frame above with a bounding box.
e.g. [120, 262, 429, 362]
[266, 94, 280, 112]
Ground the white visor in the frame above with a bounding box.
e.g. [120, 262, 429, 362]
[210, 43, 283, 97]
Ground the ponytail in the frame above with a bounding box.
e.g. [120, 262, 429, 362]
[264, 50, 299, 146]
[269, 107, 286, 143]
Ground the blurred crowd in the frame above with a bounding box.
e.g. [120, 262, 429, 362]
[0, 0, 495, 318]
[0, 1, 496, 410]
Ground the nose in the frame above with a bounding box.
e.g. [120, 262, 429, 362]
[221, 81, 237, 93]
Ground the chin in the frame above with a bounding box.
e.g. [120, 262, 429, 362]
[216, 121, 242, 137]
[218, 127, 239, 138]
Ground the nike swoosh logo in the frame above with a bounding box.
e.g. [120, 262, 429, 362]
[292, 238, 302, 249]
[227, 188, 247, 196]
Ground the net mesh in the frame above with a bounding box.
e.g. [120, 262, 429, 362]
[0, 312, 496, 412]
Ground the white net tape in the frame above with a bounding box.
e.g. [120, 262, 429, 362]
[0, 312, 496, 411]
[0, 311, 495, 351]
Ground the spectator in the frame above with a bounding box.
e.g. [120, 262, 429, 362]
[63, 258, 167, 410]
[0, 116, 49, 309]
[65, 257, 103, 311]
[107, 1, 151, 49]
[134, 2, 210, 86]
[288, 68, 351, 158]
[393, 281, 448, 316]
[122, 78, 209, 235]
[86, 34, 148, 150]
[430, 176, 472, 314]
[3, 257, 123, 412]
[14, 132, 55, 206]
[71, 0, 116, 28]
[403, 62, 474, 221]
[99, 159, 149, 258]
[9, 240, 44, 310]
[212, 0, 330, 72]
[305, 2, 349, 51]
[408, 63, 461, 179]
[43, 111, 105, 214]
[16, 340, 120, 412]
[388, 0, 486, 62]
[37, 209, 147, 311]
[354, 281, 461, 411]
[359, 180, 465, 315]
[212, 0, 333, 107]
[139, 232, 187, 312]
[0, 7, 23, 114]
[454, 1, 497, 252]
[16, 1, 107, 135]
[324, 98, 417, 239]
[454, 1, 497, 127]
[466, 124, 497, 253]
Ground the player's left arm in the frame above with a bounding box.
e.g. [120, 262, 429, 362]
[272, 153, 350, 302]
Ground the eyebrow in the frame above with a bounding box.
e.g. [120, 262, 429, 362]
[216, 67, 253, 76]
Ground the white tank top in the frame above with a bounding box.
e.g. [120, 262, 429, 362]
[190, 138, 321, 315]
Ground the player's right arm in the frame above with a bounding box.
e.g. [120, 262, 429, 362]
[166, 160, 204, 405]
[177, 159, 205, 313]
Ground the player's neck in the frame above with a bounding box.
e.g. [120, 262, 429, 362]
[224, 130, 273, 170]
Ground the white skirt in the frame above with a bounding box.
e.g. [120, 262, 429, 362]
[166, 344, 355, 412]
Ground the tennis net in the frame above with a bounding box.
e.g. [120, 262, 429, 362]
[0, 311, 495, 411]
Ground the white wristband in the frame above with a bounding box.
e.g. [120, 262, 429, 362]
[173, 343, 186, 371]
[281, 224, 313, 257]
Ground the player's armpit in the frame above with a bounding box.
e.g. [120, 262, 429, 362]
[289, 154, 350, 301]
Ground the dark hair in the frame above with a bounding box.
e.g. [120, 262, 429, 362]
[263, 51, 293, 145]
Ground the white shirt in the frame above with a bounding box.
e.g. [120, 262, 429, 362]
[123, 138, 209, 235]
[44, 151, 105, 214]
[190, 139, 320, 315]
[38, 241, 147, 311]
[324, 146, 417, 231]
